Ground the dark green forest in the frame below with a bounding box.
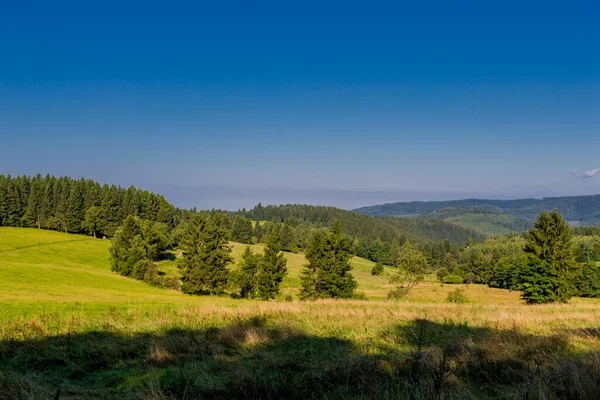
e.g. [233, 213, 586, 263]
[355, 195, 600, 225]
[0, 174, 181, 237]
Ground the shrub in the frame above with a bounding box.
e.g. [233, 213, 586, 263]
[387, 286, 409, 300]
[464, 272, 476, 284]
[446, 288, 468, 303]
[284, 294, 293, 302]
[436, 267, 449, 282]
[352, 292, 367, 300]
[371, 262, 384, 276]
[442, 274, 464, 284]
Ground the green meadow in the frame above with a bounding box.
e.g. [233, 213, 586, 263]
[2, 227, 600, 399]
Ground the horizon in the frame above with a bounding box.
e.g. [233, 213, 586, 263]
[2, 3, 599, 210]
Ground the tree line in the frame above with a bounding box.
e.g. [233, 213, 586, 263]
[0, 174, 180, 237]
[435, 210, 600, 303]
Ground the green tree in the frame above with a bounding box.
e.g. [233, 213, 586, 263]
[231, 215, 253, 244]
[109, 216, 144, 277]
[389, 238, 401, 267]
[83, 206, 103, 238]
[388, 242, 428, 301]
[66, 180, 85, 233]
[519, 210, 577, 304]
[234, 246, 262, 298]
[179, 214, 233, 295]
[300, 221, 356, 299]
[371, 262, 384, 276]
[256, 232, 287, 300]
[575, 261, 600, 298]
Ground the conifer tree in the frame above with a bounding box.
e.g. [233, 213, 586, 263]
[83, 206, 103, 237]
[109, 215, 144, 277]
[256, 231, 287, 300]
[179, 214, 232, 295]
[519, 210, 577, 303]
[300, 221, 356, 299]
[66, 179, 85, 232]
[235, 246, 261, 298]
[231, 215, 253, 244]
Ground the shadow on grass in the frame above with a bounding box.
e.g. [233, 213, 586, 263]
[1, 317, 599, 399]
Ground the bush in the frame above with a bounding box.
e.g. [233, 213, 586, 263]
[387, 286, 409, 300]
[371, 262, 384, 276]
[446, 288, 468, 303]
[442, 274, 464, 284]
[284, 294, 293, 302]
[464, 272, 476, 284]
[352, 292, 367, 300]
[436, 267, 449, 282]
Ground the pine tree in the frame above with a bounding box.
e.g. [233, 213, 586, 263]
[256, 232, 287, 300]
[389, 238, 401, 267]
[66, 180, 86, 232]
[235, 246, 261, 298]
[83, 206, 103, 237]
[109, 216, 144, 277]
[24, 174, 44, 228]
[179, 214, 232, 295]
[300, 221, 356, 299]
[231, 215, 253, 244]
[520, 210, 577, 304]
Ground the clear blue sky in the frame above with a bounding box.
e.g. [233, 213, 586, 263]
[1, 2, 599, 210]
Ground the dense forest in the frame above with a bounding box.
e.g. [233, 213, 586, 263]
[243, 204, 484, 245]
[0, 174, 182, 237]
[355, 195, 600, 225]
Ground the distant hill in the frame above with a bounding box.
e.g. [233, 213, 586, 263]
[354, 195, 600, 226]
[414, 206, 532, 237]
[244, 204, 485, 245]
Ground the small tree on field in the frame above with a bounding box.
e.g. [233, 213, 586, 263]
[388, 242, 428, 301]
[256, 232, 287, 300]
[371, 262, 384, 276]
[519, 210, 577, 304]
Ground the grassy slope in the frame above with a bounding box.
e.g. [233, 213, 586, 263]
[445, 213, 525, 236]
[3, 228, 600, 398]
[0, 228, 397, 314]
[2, 227, 572, 316]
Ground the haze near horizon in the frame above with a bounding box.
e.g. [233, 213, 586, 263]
[1, 2, 599, 210]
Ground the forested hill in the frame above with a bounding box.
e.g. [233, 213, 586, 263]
[354, 195, 600, 226]
[243, 204, 485, 245]
[0, 174, 182, 237]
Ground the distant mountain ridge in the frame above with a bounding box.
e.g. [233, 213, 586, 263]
[354, 195, 600, 226]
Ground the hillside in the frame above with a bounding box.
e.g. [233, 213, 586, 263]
[354, 194, 600, 225]
[244, 204, 485, 245]
[415, 206, 532, 236]
[0, 228, 391, 314]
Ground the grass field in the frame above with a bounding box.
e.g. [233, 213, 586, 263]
[2, 228, 600, 399]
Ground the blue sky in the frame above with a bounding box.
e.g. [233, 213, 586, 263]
[1, 2, 599, 210]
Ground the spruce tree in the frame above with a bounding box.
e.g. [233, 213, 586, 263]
[66, 179, 85, 232]
[520, 210, 577, 303]
[109, 216, 144, 277]
[236, 246, 261, 298]
[179, 214, 232, 295]
[300, 221, 356, 299]
[231, 215, 253, 244]
[83, 206, 103, 237]
[256, 232, 287, 300]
